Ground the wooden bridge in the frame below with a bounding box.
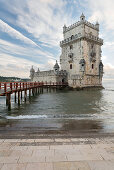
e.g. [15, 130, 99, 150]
[0, 82, 68, 110]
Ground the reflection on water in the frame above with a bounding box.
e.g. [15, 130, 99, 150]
[0, 79, 114, 136]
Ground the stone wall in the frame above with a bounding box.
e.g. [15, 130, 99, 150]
[32, 70, 67, 84]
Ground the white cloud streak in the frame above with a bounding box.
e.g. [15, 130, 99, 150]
[0, 19, 39, 47]
[0, 0, 71, 47]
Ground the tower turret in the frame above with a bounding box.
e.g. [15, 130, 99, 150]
[95, 21, 99, 30]
[80, 13, 85, 22]
[63, 24, 67, 33]
[53, 60, 59, 74]
[30, 66, 35, 81]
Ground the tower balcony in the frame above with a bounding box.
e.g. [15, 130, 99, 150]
[60, 33, 103, 47]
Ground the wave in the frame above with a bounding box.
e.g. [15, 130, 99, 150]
[6, 115, 47, 120]
[5, 113, 114, 121]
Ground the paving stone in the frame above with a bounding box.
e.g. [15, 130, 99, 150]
[55, 138, 71, 143]
[22, 139, 35, 143]
[11, 146, 28, 151]
[46, 149, 67, 162]
[35, 139, 54, 143]
[10, 149, 33, 157]
[26, 145, 50, 150]
[4, 139, 19, 143]
[0, 164, 3, 169]
[0, 142, 14, 148]
[1, 163, 27, 170]
[0, 150, 12, 157]
[67, 152, 85, 161]
[88, 160, 114, 170]
[0, 140, 5, 143]
[71, 138, 88, 142]
[18, 155, 45, 163]
[90, 144, 114, 150]
[53, 161, 91, 170]
[0, 147, 11, 151]
[32, 149, 54, 157]
[17, 139, 27, 142]
[26, 162, 53, 170]
[73, 145, 91, 150]
[50, 145, 74, 150]
[0, 156, 19, 163]
[100, 151, 114, 160]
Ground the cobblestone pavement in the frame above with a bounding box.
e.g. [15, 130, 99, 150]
[0, 137, 114, 170]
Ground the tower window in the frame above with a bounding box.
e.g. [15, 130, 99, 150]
[71, 35, 74, 40]
[70, 64, 72, 69]
[91, 44, 94, 49]
[70, 45, 73, 50]
[92, 64, 94, 69]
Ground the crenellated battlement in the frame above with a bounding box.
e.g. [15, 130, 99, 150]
[34, 70, 67, 77]
[60, 33, 103, 47]
[63, 20, 99, 33]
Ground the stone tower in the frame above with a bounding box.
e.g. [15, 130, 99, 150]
[60, 14, 103, 88]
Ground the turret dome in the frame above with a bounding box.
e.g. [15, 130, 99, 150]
[54, 60, 59, 68]
[30, 66, 35, 72]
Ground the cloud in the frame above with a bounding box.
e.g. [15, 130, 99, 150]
[0, 0, 71, 47]
[0, 40, 57, 77]
[0, 53, 45, 78]
[104, 63, 114, 77]
[0, 19, 39, 47]
[87, 0, 114, 30]
[0, 39, 54, 60]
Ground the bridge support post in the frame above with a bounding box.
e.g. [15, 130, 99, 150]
[29, 89, 31, 98]
[15, 92, 16, 103]
[32, 89, 34, 96]
[6, 94, 11, 111]
[49, 87, 51, 92]
[18, 91, 20, 105]
[21, 91, 22, 100]
[6, 94, 8, 105]
[24, 90, 27, 102]
[36, 88, 37, 94]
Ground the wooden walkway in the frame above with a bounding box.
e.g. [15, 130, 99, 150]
[0, 82, 68, 110]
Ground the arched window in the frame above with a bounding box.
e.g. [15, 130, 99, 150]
[70, 45, 73, 50]
[71, 35, 74, 40]
[92, 64, 94, 69]
[70, 64, 72, 69]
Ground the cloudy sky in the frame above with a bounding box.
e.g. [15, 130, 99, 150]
[0, 0, 114, 78]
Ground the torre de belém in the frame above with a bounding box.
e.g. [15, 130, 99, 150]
[30, 14, 104, 88]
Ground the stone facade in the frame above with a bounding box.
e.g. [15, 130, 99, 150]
[30, 14, 104, 88]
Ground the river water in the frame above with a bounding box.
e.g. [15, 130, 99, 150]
[0, 79, 114, 137]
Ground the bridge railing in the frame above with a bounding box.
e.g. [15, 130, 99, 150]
[0, 82, 68, 95]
